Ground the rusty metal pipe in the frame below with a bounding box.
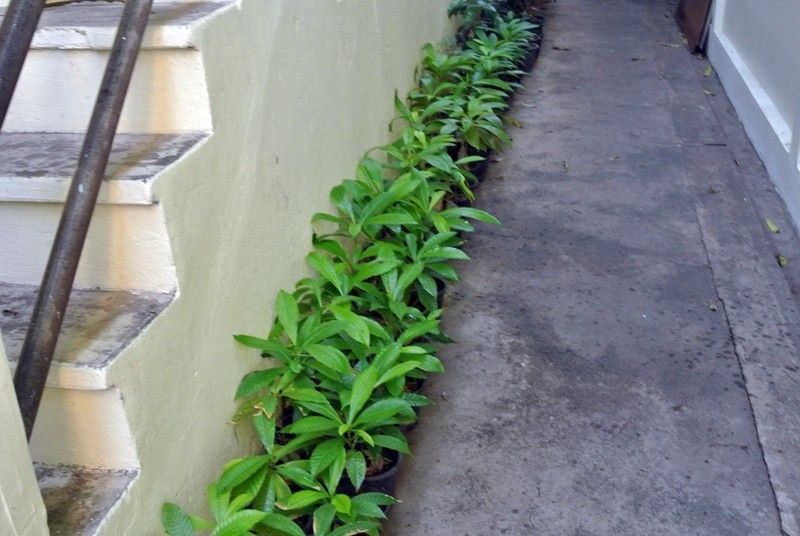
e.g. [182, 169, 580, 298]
[0, 0, 47, 128]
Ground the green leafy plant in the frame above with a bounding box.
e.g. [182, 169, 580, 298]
[162, 2, 538, 534]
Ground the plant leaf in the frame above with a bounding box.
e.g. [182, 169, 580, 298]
[161, 503, 196, 536]
[310, 438, 346, 477]
[259, 512, 306, 536]
[217, 455, 270, 493]
[345, 450, 367, 491]
[281, 490, 327, 511]
[276, 290, 299, 343]
[306, 344, 350, 374]
[347, 367, 379, 423]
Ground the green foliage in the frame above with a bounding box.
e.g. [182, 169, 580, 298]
[163, 2, 539, 535]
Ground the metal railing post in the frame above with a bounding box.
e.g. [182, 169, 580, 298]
[13, 0, 154, 438]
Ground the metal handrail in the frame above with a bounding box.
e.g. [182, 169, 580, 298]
[5, 0, 154, 438]
[0, 0, 46, 128]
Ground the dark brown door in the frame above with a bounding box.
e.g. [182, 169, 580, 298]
[675, 0, 713, 51]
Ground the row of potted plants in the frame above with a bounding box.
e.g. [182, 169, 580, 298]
[162, 2, 540, 535]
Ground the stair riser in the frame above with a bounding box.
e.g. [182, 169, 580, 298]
[4, 49, 211, 133]
[0, 203, 176, 292]
[31, 387, 138, 470]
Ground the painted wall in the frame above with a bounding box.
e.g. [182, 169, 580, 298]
[0, 336, 49, 536]
[95, 0, 453, 533]
[707, 0, 800, 224]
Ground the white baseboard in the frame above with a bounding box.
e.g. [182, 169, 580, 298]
[707, 26, 800, 226]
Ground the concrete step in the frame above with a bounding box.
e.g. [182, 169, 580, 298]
[0, 131, 206, 204]
[0, 132, 204, 290]
[0, 1, 233, 132]
[36, 463, 138, 536]
[3, 284, 165, 470]
[1, 283, 172, 390]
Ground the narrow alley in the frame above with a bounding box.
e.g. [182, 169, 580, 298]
[386, 1, 800, 534]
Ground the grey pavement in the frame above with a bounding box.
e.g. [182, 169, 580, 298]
[384, 1, 800, 535]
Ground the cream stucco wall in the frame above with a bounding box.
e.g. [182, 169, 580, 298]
[0, 336, 49, 536]
[95, 1, 453, 533]
[708, 0, 800, 225]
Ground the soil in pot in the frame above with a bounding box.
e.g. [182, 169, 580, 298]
[339, 450, 403, 498]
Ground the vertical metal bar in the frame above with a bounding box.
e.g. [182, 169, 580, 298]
[0, 0, 47, 129]
[13, 0, 154, 439]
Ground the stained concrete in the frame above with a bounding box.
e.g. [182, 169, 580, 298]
[35, 463, 137, 536]
[384, 1, 800, 535]
[1, 283, 172, 368]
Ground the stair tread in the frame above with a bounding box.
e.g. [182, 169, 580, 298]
[0, 131, 206, 204]
[0, 0, 234, 49]
[1, 282, 172, 388]
[35, 463, 137, 536]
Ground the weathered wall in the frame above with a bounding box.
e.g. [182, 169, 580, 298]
[0, 336, 49, 536]
[708, 0, 800, 225]
[97, 0, 453, 533]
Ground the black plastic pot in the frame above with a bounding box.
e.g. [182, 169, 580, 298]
[363, 452, 403, 497]
[338, 451, 403, 498]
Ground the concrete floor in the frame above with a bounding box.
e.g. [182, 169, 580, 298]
[384, 1, 800, 535]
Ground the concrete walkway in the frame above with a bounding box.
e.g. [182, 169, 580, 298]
[385, 1, 800, 535]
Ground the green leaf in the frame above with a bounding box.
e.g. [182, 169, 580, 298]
[353, 260, 400, 283]
[233, 335, 291, 361]
[161, 503, 196, 536]
[306, 344, 350, 374]
[354, 429, 375, 447]
[766, 218, 781, 234]
[259, 512, 306, 536]
[372, 434, 411, 454]
[329, 305, 370, 345]
[276, 290, 299, 343]
[331, 494, 352, 515]
[310, 438, 346, 477]
[226, 492, 255, 516]
[327, 520, 381, 536]
[324, 446, 347, 494]
[350, 495, 386, 519]
[398, 319, 440, 344]
[253, 413, 276, 453]
[372, 343, 402, 372]
[312, 212, 346, 225]
[393, 263, 424, 300]
[441, 207, 501, 225]
[347, 367, 379, 424]
[376, 362, 421, 387]
[314, 503, 337, 536]
[218, 455, 270, 493]
[305, 320, 350, 345]
[275, 464, 320, 490]
[281, 490, 327, 510]
[364, 212, 417, 227]
[416, 353, 445, 373]
[354, 398, 410, 427]
[235, 368, 284, 399]
[208, 484, 228, 522]
[418, 273, 438, 297]
[284, 416, 340, 435]
[345, 450, 367, 491]
[210, 510, 266, 536]
[308, 251, 345, 294]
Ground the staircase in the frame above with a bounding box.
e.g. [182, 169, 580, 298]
[0, 1, 231, 533]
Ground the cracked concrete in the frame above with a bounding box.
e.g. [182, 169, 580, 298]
[384, 1, 800, 534]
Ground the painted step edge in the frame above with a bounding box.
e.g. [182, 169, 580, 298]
[1, 284, 174, 390]
[0, 131, 208, 205]
[0, 0, 237, 50]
